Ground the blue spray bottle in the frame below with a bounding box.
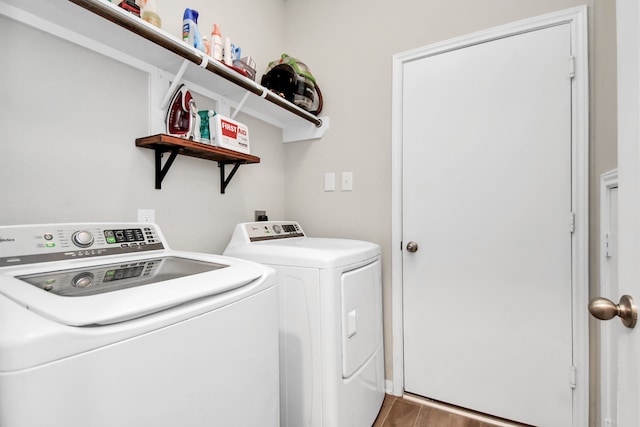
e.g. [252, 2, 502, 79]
[182, 8, 205, 52]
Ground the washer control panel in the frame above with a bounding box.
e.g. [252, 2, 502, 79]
[0, 223, 165, 267]
[243, 221, 305, 242]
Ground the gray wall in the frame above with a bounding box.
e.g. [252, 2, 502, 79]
[0, 1, 617, 424]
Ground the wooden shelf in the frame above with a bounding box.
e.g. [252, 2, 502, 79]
[136, 134, 260, 164]
[136, 134, 260, 193]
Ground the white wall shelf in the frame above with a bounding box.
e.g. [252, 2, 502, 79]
[0, 0, 328, 142]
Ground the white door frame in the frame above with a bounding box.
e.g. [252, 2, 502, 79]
[390, 6, 589, 426]
[599, 169, 618, 427]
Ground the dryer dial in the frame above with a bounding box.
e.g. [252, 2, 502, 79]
[72, 230, 94, 248]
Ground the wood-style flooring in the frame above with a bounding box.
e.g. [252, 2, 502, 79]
[372, 394, 532, 427]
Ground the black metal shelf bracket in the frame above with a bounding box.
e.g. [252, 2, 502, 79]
[150, 147, 247, 193]
[154, 148, 179, 189]
[218, 161, 244, 194]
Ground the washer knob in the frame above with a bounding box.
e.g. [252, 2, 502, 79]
[72, 230, 94, 248]
[72, 272, 94, 288]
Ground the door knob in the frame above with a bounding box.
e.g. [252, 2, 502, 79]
[588, 295, 637, 328]
[406, 241, 419, 253]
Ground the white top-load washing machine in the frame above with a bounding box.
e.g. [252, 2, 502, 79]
[224, 221, 385, 427]
[0, 222, 279, 427]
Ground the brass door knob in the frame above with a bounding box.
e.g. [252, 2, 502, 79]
[588, 295, 637, 328]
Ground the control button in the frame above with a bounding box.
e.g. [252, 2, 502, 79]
[72, 272, 94, 288]
[71, 230, 94, 248]
[104, 230, 117, 244]
[273, 225, 282, 234]
[45, 243, 56, 248]
[44, 233, 53, 240]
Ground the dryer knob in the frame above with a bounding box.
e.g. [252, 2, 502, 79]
[72, 230, 94, 248]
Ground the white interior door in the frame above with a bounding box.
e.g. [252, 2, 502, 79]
[402, 24, 575, 427]
[604, 1, 640, 425]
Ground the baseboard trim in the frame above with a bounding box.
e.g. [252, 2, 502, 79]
[402, 393, 530, 427]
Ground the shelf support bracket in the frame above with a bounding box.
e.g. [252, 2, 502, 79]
[218, 161, 244, 194]
[231, 91, 251, 120]
[159, 59, 191, 110]
[155, 148, 179, 189]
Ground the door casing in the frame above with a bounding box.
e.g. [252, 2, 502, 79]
[599, 169, 618, 427]
[390, 6, 589, 426]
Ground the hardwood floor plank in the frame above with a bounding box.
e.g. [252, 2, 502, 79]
[373, 395, 397, 427]
[381, 399, 421, 427]
[373, 394, 530, 427]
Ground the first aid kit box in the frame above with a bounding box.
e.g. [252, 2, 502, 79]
[210, 115, 250, 154]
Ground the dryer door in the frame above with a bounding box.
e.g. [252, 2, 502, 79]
[341, 259, 382, 378]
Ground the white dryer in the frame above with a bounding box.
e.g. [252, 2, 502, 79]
[224, 221, 384, 427]
[0, 222, 279, 427]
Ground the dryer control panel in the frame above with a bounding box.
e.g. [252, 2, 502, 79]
[0, 223, 165, 267]
[242, 221, 305, 242]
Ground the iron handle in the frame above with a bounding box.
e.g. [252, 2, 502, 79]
[588, 295, 637, 328]
[406, 241, 419, 253]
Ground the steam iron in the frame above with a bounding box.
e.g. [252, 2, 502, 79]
[165, 84, 199, 139]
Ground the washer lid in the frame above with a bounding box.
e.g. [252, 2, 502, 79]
[0, 253, 266, 326]
[225, 237, 380, 269]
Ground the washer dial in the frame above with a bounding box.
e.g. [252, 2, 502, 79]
[72, 230, 94, 248]
[72, 272, 94, 288]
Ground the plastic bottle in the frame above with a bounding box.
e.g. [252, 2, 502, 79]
[203, 36, 211, 56]
[141, 0, 161, 28]
[211, 24, 223, 61]
[182, 8, 204, 52]
[223, 36, 232, 66]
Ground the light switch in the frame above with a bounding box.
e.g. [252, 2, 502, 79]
[342, 172, 353, 191]
[324, 172, 335, 191]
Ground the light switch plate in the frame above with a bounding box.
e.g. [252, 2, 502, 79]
[324, 172, 335, 191]
[342, 172, 353, 191]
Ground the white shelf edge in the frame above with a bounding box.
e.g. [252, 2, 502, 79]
[283, 117, 330, 143]
[0, 0, 328, 142]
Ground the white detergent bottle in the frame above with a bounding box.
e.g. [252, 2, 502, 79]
[223, 36, 232, 65]
[211, 24, 223, 61]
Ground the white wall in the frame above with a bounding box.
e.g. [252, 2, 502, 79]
[152, 0, 287, 75]
[281, 0, 617, 420]
[0, 0, 287, 254]
[0, 1, 618, 424]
